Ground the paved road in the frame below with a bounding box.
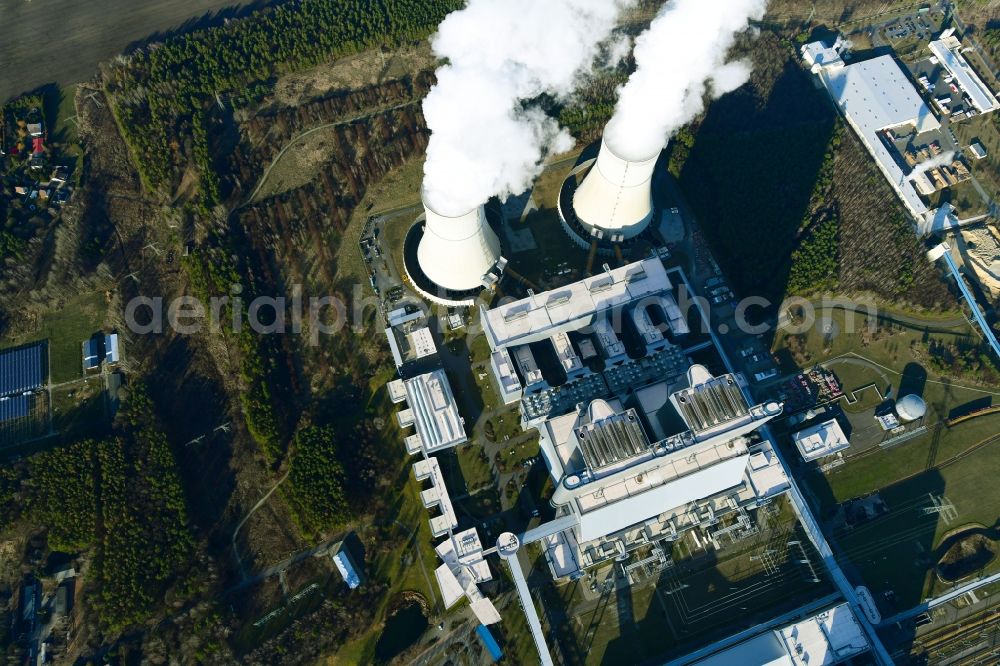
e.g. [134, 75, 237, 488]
[242, 100, 421, 205]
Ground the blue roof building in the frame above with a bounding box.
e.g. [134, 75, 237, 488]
[332, 542, 363, 589]
[476, 624, 503, 663]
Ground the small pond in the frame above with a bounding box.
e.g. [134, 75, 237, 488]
[374, 601, 428, 663]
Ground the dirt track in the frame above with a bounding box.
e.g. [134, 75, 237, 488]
[1, 0, 266, 100]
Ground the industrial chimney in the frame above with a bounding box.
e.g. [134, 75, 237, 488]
[572, 136, 659, 242]
[416, 198, 503, 296]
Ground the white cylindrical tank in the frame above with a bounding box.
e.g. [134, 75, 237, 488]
[573, 137, 658, 240]
[896, 394, 927, 422]
[417, 200, 501, 293]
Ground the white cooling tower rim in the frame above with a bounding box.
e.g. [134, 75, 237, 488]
[593, 137, 660, 187]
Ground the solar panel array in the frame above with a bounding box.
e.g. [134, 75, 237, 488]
[0, 343, 45, 396]
[0, 394, 31, 423]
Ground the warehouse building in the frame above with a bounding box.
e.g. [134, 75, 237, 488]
[929, 30, 1000, 115]
[394, 369, 468, 455]
[801, 39, 954, 231]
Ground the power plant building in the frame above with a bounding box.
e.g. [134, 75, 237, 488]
[793, 419, 850, 462]
[480, 258, 791, 580]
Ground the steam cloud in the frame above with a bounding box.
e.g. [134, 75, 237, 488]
[910, 150, 956, 178]
[422, 0, 635, 217]
[604, 0, 768, 162]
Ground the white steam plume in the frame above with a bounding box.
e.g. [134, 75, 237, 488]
[910, 150, 956, 178]
[422, 0, 635, 217]
[604, 0, 768, 162]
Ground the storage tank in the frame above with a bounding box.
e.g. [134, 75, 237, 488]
[573, 136, 658, 241]
[417, 199, 502, 293]
[896, 394, 927, 422]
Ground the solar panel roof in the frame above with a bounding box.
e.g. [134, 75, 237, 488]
[0, 394, 31, 423]
[0, 343, 45, 396]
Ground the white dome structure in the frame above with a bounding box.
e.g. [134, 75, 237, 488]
[573, 137, 658, 241]
[896, 394, 927, 422]
[416, 200, 502, 293]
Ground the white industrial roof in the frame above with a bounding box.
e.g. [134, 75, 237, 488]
[551, 331, 583, 374]
[929, 37, 999, 114]
[490, 349, 522, 399]
[513, 345, 544, 387]
[747, 443, 791, 498]
[484, 258, 671, 349]
[384, 327, 405, 368]
[577, 454, 749, 541]
[542, 529, 582, 579]
[408, 327, 437, 359]
[413, 457, 458, 535]
[801, 41, 843, 70]
[779, 603, 869, 666]
[435, 563, 466, 608]
[821, 54, 940, 218]
[403, 370, 467, 453]
[694, 632, 792, 666]
[404, 433, 422, 455]
[387, 379, 407, 404]
[793, 419, 849, 461]
[435, 527, 492, 584]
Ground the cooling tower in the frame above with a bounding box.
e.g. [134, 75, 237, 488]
[417, 200, 502, 293]
[573, 137, 659, 241]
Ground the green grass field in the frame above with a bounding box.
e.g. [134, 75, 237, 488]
[1, 291, 107, 384]
[775, 305, 1000, 612]
[833, 438, 1000, 611]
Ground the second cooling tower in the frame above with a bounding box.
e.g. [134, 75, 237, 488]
[573, 137, 658, 241]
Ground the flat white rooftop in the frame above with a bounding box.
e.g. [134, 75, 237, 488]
[404, 369, 467, 453]
[694, 603, 868, 666]
[413, 457, 458, 536]
[929, 36, 1000, 114]
[435, 527, 492, 584]
[814, 49, 940, 219]
[551, 331, 583, 375]
[387, 378, 406, 404]
[513, 345, 544, 387]
[490, 348, 522, 398]
[778, 603, 869, 666]
[794, 419, 850, 462]
[408, 326, 437, 359]
[483, 258, 671, 349]
[577, 452, 751, 541]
